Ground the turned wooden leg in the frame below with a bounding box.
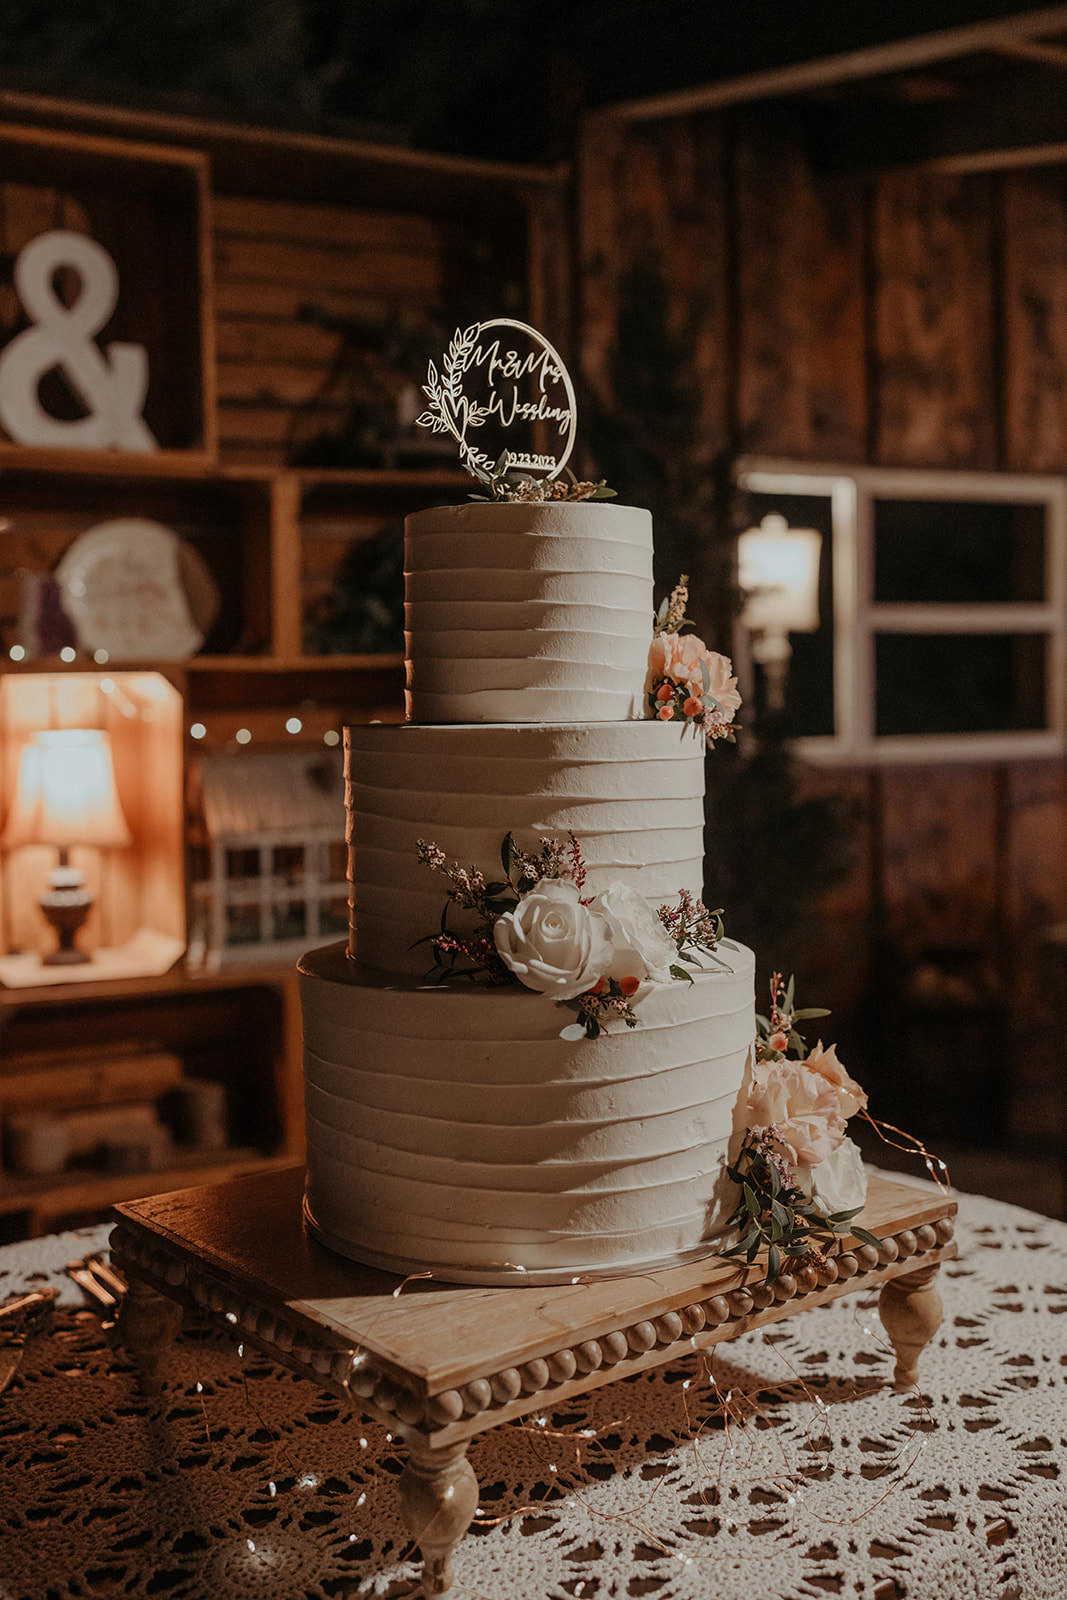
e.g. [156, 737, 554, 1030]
[879, 1260, 943, 1391]
[398, 1438, 478, 1596]
[118, 1274, 183, 1395]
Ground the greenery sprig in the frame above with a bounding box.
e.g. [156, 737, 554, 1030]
[723, 1128, 881, 1284]
[657, 887, 726, 981]
[469, 455, 617, 503]
[413, 830, 580, 983]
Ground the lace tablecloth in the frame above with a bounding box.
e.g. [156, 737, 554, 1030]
[0, 1181, 1064, 1600]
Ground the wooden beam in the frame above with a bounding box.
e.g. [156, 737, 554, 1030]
[926, 139, 1067, 173]
[995, 36, 1067, 67]
[595, 5, 1067, 123]
[0, 88, 561, 190]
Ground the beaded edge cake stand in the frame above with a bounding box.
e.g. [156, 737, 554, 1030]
[110, 1166, 956, 1596]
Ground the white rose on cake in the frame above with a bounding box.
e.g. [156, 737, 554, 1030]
[591, 881, 677, 985]
[493, 880, 610, 1000]
[797, 1136, 868, 1217]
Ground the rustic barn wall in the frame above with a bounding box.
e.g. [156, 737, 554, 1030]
[213, 196, 446, 464]
[579, 107, 1067, 1151]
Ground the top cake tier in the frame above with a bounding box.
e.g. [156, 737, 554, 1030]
[404, 501, 654, 724]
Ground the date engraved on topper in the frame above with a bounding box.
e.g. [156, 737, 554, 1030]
[416, 318, 576, 482]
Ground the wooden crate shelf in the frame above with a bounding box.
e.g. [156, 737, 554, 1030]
[0, 96, 568, 1238]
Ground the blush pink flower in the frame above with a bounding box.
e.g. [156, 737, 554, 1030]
[767, 1030, 789, 1053]
[745, 1056, 846, 1167]
[804, 1041, 867, 1121]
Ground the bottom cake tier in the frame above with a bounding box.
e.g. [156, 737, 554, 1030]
[299, 939, 755, 1285]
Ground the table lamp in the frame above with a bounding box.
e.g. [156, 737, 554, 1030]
[738, 513, 823, 713]
[1, 728, 132, 965]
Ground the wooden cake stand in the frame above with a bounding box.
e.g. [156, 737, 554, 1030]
[110, 1166, 956, 1596]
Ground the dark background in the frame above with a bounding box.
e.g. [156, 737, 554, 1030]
[0, 0, 1056, 161]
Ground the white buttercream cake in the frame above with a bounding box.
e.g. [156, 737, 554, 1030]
[299, 497, 756, 1284]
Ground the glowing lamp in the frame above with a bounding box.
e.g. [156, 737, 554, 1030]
[738, 513, 823, 711]
[2, 728, 131, 965]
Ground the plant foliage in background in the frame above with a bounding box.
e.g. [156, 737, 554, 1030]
[303, 518, 408, 656]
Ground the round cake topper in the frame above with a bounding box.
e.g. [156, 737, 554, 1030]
[416, 317, 576, 483]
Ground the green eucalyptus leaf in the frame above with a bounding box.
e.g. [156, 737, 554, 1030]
[851, 1226, 881, 1249]
[767, 1243, 781, 1281]
[670, 964, 695, 984]
[793, 1007, 832, 1021]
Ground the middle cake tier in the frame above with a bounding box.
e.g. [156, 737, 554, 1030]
[347, 721, 707, 977]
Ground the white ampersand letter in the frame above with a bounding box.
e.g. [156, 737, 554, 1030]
[0, 230, 157, 452]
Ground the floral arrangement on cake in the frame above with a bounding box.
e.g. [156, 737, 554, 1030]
[724, 973, 879, 1283]
[414, 831, 726, 1039]
[647, 575, 741, 745]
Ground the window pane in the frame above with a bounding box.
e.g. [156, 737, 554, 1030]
[873, 498, 1046, 604]
[875, 633, 1047, 736]
[746, 491, 835, 738]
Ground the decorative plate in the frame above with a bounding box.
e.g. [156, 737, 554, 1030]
[55, 518, 218, 660]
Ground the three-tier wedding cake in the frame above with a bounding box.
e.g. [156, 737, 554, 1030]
[299, 488, 757, 1284]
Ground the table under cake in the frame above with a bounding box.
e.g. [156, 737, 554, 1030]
[110, 1165, 956, 1596]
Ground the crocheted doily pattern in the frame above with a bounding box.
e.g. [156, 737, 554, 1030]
[0, 1184, 1063, 1600]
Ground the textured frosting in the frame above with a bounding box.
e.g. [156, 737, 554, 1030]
[300, 939, 755, 1283]
[404, 501, 654, 723]
[346, 721, 707, 976]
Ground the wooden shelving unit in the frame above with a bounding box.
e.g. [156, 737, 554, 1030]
[0, 96, 569, 1236]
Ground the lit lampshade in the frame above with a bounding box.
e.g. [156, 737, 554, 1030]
[2, 729, 131, 967]
[738, 514, 822, 642]
[3, 729, 131, 849]
[738, 514, 822, 715]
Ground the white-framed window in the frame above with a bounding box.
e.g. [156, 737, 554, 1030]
[736, 458, 1067, 764]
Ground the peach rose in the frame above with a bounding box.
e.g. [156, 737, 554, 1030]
[646, 631, 707, 695]
[646, 633, 741, 724]
[703, 651, 742, 719]
[804, 1041, 867, 1121]
[745, 1056, 845, 1166]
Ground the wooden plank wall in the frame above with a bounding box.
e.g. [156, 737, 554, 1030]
[579, 108, 1067, 1146]
[213, 196, 447, 464]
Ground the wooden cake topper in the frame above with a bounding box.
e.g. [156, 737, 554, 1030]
[417, 317, 576, 483]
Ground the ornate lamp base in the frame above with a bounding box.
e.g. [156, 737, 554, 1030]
[39, 852, 93, 966]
